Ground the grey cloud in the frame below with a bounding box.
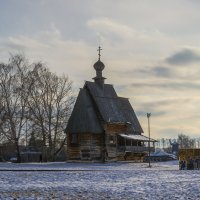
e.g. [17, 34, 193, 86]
[2, 40, 26, 52]
[142, 100, 173, 109]
[137, 100, 175, 117]
[166, 49, 200, 65]
[118, 65, 174, 79]
[152, 66, 172, 77]
[135, 97, 192, 121]
[141, 98, 192, 110]
[133, 66, 173, 77]
[116, 80, 200, 96]
[131, 82, 200, 90]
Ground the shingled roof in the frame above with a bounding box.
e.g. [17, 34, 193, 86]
[66, 88, 103, 134]
[66, 81, 143, 134]
[85, 81, 143, 133]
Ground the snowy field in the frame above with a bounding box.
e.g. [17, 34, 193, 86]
[0, 161, 200, 200]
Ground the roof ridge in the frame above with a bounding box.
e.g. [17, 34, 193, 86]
[94, 96, 119, 99]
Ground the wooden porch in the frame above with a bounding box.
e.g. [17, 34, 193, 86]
[116, 134, 156, 154]
[117, 146, 155, 153]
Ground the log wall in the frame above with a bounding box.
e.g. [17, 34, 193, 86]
[105, 124, 127, 160]
[67, 133, 80, 160]
[67, 123, 144, 162]
[67, 132, 103, 161]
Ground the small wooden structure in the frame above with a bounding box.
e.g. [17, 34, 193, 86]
[179, 148, 200, 170]
[144, 150, 176, 162]
[66, 48, 156, 162]
[20, 147, 42, 163]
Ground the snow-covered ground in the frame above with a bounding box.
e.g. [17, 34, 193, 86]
[0, 161, 200, 200]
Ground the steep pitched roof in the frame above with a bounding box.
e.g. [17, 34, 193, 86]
[66, 88, 103, 134]
[85, 81, 143, 134]
[118, 97, 144, 133]
[66, 80, 143, 134]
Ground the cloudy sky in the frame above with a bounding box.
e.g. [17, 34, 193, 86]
[1, 0, 200, 139]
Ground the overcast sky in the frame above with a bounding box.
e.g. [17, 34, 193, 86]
[1, 0, 200, 139]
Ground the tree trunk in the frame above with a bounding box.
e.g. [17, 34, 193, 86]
[15, 139, 21, 163]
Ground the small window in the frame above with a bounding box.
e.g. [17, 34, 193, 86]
[109, 135, 115, 144]
[71, 134, 78, 144]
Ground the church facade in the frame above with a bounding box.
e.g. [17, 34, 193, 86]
[66, 48, 156, 162]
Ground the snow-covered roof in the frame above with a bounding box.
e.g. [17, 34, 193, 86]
[150, 150, 177, 159]
[119, 134, 156, 142]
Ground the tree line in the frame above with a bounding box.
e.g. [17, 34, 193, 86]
[0, 54, 75, 162]
[156, 133, 200, 152]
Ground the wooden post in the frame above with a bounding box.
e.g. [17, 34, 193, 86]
[147, 113, 151, 168]
[102, 131, 106, 163]
[136, 141, 138, 151]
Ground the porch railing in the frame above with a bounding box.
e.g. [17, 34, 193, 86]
[117, 146, 154, 153]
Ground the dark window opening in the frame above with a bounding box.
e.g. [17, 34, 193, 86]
[109, 135, 115, 144]
[71, 134, 78, 144]
[126, 139, 131, 146]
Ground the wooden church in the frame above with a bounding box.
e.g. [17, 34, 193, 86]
[66, 47, 156, 162]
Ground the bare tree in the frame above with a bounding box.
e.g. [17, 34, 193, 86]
[177, 133, 195, 149]
[27, 63, 74, 160]
[0, 55, 30, 162]
[0, 54, 74, 162]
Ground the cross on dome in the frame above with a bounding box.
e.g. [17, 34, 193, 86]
[97, 46, 102, 60]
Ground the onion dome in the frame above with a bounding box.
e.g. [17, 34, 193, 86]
[93, 60, 105, 71]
